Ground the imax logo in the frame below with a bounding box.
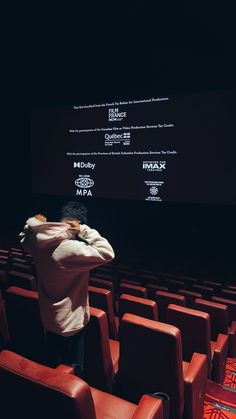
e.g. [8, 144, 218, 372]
[74, 162, 95, 169]
[143, 161, 166, 171]
[105, 133, 130, 140]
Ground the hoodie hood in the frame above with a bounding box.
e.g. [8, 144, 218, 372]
[20, 217, 76, 248]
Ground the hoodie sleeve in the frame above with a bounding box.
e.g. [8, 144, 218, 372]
[54, 224, 115, 271]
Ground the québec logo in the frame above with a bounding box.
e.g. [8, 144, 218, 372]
[143, 161, 166, 171]
[108, 108, 127, 122]
[105, 132, 130, 140]
[74, 162, 95, 170]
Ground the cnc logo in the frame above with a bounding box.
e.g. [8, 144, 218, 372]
[105, 133, 130, 140]
[74, 162, 95, 170]
[75, 177, 94, 188]
[108, 108, 127, 122]
[143, 161, 166, 172]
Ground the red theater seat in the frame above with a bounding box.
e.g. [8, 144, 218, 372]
[212, 296, 236, 323]
[166, 304, 228, 384]
[0, 350, 164, 419]
[115, 313, 207, 419]
[7, 270, 37, 291]
[154, 290, 186, 322]
[119, 282, 148, 298]
[84, 306, 119, 393]
[146, 284, 169, 300]
[119, 293, 158, 321]
[192, 284, 214, 299]
[177, 289, 202, 308]
[88, 285, 118, 339]
[194, 298, 236, 358]
[5, 286, 46, 363]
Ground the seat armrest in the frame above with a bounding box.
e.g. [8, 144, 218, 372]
[229, 321, 236, 357]
[212, 334, 228, 384]
[56, 364, 75, 374]
[131, 395, 164, 419]
[183, 353, 207, 419]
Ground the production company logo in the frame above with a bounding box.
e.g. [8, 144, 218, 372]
[145, 180, 164, 202]
[149, 186, 158, 195]
[75, 176, 94, 197]
[108, 108, 127, 122]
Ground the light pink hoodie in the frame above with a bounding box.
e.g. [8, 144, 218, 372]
[20, 217, 115, 336]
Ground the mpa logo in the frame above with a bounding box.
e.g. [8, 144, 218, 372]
[105, 133, 130, 140]
[76, 189, 92, 196]
[108, 108, 127, 122]
[74, 162, 95, 170]
[75, 177, 94, 188]
[143, 161, 166, 172]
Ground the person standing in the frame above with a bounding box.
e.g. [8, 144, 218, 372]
[20, 201, 115, 373]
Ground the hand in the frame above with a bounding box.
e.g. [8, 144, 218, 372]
[34, 214, 47, 223]
[66, 220, 80, 234]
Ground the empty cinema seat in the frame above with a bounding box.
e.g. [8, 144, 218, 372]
[115, 313, 207, 419]
[88, 285, 118, 339]
[192, 284, 214, 300]
[119, 282, 148, 298]
[0, 350, 164, 419]
[7, 270, 37, 290]
[194, 298, 236, 358]
[177, 289, 202, 308]
[212, 296, 236, 323]
[84, 306, 119, 393]
[146, 284, 168, 300]
[154, 291, 186, 322]
[166, 304, 228, 384]
[119, 293, 158, 321]
[4, 286, 46, 363]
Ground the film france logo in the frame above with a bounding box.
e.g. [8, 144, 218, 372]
[75, 177, 94, 197]
[108, 108, 127, 122]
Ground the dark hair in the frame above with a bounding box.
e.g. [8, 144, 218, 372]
[60, 201, 88, 224]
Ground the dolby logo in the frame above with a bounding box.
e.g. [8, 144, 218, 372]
[73, 162, 95, 169]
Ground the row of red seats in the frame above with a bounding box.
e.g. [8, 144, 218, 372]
[1, 286, 236, 418]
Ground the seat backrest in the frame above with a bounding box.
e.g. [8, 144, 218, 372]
[84, 306, 115, 393]
[155, 291, 186, 322]
[0, 350, 96, 419]
[194, 298, 228, 340]
[7, 270, 37, 290]
[89, 277, 115, 301]
[166, 304, 212, 376]
[192, 285, 214, 299]
[88, 285, 118, 339]
[220, 289, 236, 301]
[212, 296, 236, 323]
[5, 286, 45, 362]
[119, 283, 147, 298]
[164, 279, 185, 291]
[119, 293, 158, 321]
[177, 289, 202, 308]
[146, 284, 168, 299]
[117, 313, 184, 419]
